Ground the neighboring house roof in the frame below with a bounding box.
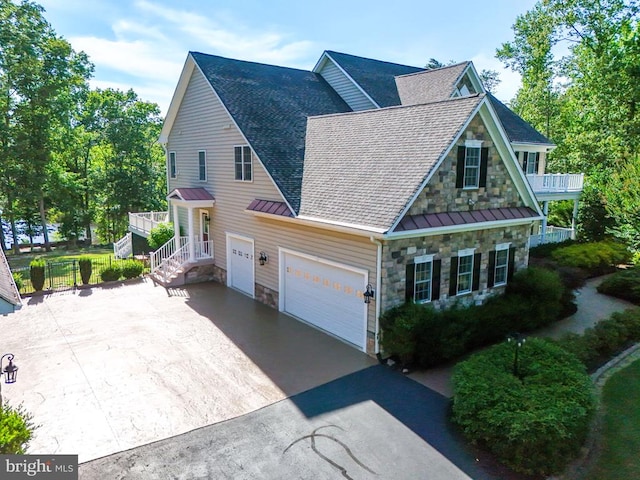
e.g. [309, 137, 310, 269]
[168, 187, 215, 202]
[300, 95, 484, 231]
[395, 207, 539, 232]
[323, 51, 423, 107]
[246, 199, 294, 218]
[0, 248, 21, 310]
[395, 62, 470, 105]
[190, 52, 352, 212]
[487, 93, 554, 146]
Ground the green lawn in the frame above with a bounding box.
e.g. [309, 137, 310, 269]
[586, 358, 640, 480]
[6, 247, 114, 269]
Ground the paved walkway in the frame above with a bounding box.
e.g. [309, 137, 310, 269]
[409, 275, 636, 397]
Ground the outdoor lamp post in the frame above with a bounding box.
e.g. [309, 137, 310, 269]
[0, 353, 18, 407]
[507, 334, 525, 379]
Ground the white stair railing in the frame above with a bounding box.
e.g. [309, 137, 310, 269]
[113, 232, 133, 259]
[155, 241, 190, 283]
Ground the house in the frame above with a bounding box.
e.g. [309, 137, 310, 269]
[122, 51, 583, 355]
[0, 248, 21, 315]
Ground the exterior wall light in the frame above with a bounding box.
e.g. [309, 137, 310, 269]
[258, 251, 268, 265]
[363, 284, 375, 304]
[0, 354, 18, 406]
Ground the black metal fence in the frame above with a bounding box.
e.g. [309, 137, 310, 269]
[12, 255, 150, 294]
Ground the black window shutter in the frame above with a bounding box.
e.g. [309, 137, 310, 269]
[456, 146, 465, 188]
[487, 251, 496, 288]
[534, 152, 540, 174]
[479, 147, 489, 188]
[405, 264, 415, 302]
[519, 151, 526, 171]
[472, 252, 482, 291]
[449, 256, 459, 296]
[507, 247, 516, 281]
[432, 259, 441, 300]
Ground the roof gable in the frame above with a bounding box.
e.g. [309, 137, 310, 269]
[322, 51, 423, 107]
[300, 95, 484, 231]
[0, 248, 21, 311]
[396, 62, 470, 105]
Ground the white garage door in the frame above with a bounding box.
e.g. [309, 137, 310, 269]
[281, 251, 367, 351]
[227, 234, 254, 296]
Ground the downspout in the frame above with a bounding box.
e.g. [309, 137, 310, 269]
[370, 236, 383, 354]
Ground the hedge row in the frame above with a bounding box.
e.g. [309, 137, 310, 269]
[556, 308, 640, 371]
[597, 267, 640, 305]
[451, 339, 595, 476]
[551, 240, 631, 274]
[380, 267, 569, 367]
[99, 259, 145, 282]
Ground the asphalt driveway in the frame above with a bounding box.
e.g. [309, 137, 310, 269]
[0, 279, 374, 462]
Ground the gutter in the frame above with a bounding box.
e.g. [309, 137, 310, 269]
[369, 236, 383, 354]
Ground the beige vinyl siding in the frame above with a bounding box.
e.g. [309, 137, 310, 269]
[166, 66, 379, 335]
[317, 60, 377, 111]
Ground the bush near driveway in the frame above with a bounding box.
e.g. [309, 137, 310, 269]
[29, 259, 45, 291]
[120, 259, 144, 279]
[380, 267, 569, 367]
[451, 338, 595, 476]
[0, 403, 35, 454]
[100, 265, 122, 282]
[148, 223, 174, 251]
[597, 266, 640, 305]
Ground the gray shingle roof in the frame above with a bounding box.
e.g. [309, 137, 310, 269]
[325, 51, 423, 107]
[488, 93, 554, 146]
[0, 248, 20, 309]
[396, 62, 470, 105]
[300, 95, 484, 231]
[191, 52, 351, 212]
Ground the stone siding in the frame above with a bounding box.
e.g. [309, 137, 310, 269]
[408, 114, 522, 216]
[184, 264, 216, 284]
[382, 224, 531, 310]
[256, 283, 278, 309]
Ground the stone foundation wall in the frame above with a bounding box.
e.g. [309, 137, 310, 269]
[184, 264, 216, 284]
[382, 224, 531, 310]
[256, 283, 278, 309]
[211, 265, 227, 285]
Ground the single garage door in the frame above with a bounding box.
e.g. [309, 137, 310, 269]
[227, 234, 254, 297]
[281, 250, 367, 351]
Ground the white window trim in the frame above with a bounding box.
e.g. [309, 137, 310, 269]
[464, 139, 483, 148]
[494, 243, 511, 287]
[525, 151, 538, 175]
[169, 151, 177, 179]
[198, 150, 207, 182]
[457, 248, 475, 296]
[463, 141, 482, 189]
[234, 145, 253, 182]
[414, 254, 435, 304]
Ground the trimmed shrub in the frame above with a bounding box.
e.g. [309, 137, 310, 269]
[597, 267, 640, 305]
[120, 259, 144, 279]
[557, 308, 640, 371]
[100, 265, 122, 282]
[78, 257, 92, 285]
[11, 272, 23, 292]
[451, 338, 595, 476]
[0, 403, 35, 454]
[148, 223, 174, 251]
[29, 259, 45, 291]
[551, 241, 631, 275]
[380, 268, 568, 367]
[529, 238, 577, 259]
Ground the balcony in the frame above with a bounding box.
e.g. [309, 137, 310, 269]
[128, 211, 169, 238]
[526, 173, 584, 199]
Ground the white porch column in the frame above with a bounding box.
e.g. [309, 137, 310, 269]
[187, 207, 195, 262]
[172, 202, 180, 240]
[541, 201, 549, 236]
[571, 199, 579, 239]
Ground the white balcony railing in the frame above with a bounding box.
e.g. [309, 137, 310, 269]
[526, 173, 584, 194]
[529, 226, 575, 248]
[128, 211, 169, 237]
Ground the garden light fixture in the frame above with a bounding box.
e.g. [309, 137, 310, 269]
[507, 333, 525, 379]
[0, 353, 18, 406]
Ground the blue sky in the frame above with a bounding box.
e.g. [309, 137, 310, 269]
[38, 0, 537, 114]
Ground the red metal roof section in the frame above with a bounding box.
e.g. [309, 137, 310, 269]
[168, 188, 215, 201]
[395, 207, 538, 232]
[246, 199, 294, 218]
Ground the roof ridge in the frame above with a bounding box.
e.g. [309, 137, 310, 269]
[308, 93, 484, 120]
[190, 51, 314, 74]
[324, 50, 422, 70]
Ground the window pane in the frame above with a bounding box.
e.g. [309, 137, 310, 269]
[494, 249, 509, 285]
[526, 152, 537, 174]
[414, 261, 432, 303]
[457, 254, 473, 294]
[234, 147, 242, 180]
[464, 147, 480, 188]
[243, 147, 252, 181]
[235, 162, 243, 180]
[170, 152, 176, 178]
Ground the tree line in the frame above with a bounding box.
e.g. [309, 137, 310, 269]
[0, 0, 166, 253]
[497, 0, 640, 250]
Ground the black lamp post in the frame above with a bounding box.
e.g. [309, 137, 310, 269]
[507, 334, 525, 379]
[0, 354, 18, 407]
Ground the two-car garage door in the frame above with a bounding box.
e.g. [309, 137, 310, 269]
[281, 250, 368, 351]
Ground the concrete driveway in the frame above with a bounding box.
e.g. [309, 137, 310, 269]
[0, 279, 374, 462]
